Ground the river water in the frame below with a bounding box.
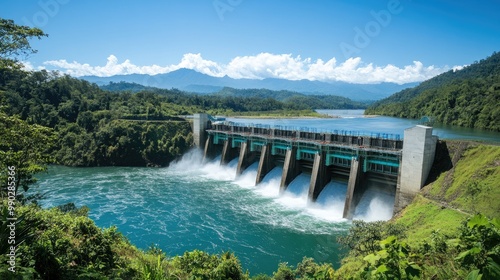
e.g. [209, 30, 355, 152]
[35, 110, 499, 275]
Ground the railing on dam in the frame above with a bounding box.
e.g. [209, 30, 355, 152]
[206, 122, 403, 177]
[206, 121, 403, 153]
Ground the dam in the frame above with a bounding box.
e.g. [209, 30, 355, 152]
[193, 113, 437, 218]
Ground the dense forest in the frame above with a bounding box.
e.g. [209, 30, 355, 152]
[102, 82, 368, 111]
[1, 69, 193, 167]
[212, 87, 367, 110]
[365, 51, 500, 131]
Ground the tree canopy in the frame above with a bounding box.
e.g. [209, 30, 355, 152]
[0, 18, 47, 68]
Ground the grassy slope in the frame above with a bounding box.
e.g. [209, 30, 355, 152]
[394, 141, 500, 248]
[335, 141, 500, 278]
[421, 141, 500, 219]
[394, 141, 500, 240]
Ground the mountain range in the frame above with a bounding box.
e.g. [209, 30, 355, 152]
[82, 68, 418, 101]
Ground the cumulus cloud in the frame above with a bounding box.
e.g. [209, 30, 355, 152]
[452, 65, 467, 72]
[41, 52, 456, 84]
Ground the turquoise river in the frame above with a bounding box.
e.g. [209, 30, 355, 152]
[35, 110, 500, 276]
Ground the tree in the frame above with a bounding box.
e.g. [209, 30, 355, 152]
[337, 220, 407, 256]
[0, 113, 56, 196]
[454, 214, 500, 280]
[0, 18, 47, 69]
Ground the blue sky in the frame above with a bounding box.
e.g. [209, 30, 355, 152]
[2, 0, 500, 83]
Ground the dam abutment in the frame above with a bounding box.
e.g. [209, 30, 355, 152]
[395, 125, 437, 213]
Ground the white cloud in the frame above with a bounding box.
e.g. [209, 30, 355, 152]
[41, 52, 456, 84]
[452, 65, 467, 72]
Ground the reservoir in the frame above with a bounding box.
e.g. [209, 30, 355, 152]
[35, 110, 500, 275]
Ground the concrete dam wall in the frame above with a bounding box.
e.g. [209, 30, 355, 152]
[193, 113, 437, 218]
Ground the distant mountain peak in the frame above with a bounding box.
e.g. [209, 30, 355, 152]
[82, 68, 419, 101]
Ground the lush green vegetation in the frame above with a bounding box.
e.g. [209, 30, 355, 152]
[212, 87, 368, 110]
[365, 51, 500, 131]
[0, 70, 194, 167]
[335, 206, 499, 279]
[0, 18, 46, 69]
[103, 82, 368, 112]
[422, 142, 500, 219]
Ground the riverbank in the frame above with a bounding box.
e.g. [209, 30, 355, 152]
[223, 109, 333, 118]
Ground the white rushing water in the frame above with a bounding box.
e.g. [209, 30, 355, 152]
[170, 149, 394, 225]
[36, 148, 396, 275]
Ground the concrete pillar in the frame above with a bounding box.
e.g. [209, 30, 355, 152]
[393, 162, 404, 214]
[363, 137, 371, 147]
[280, 147, 301, 193]
[256, 144, 275, 185]
[193, 113, 209, 147]
[236, 141, 259, 176]
[202, 134, 217, 163]
[396, 126, 437, 210]
[308, 151, 332, 202]
[343, 157, 365, 219]
[220, 138, 238, 165]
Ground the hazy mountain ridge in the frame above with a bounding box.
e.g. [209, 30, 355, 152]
[82, 68, 419, 101]
[100, 82, 368, 110]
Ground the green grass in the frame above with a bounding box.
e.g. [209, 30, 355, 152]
[424, 144, 500, 219]
[394, 195, 468, 244]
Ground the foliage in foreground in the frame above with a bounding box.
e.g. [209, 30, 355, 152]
[335, 214, 500, 280]
[0, 201, 338, 280]
[0, 112, 56, 194]
[1, 199, 499, 280]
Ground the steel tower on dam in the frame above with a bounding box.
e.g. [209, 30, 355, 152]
[193, 113, 437, 219]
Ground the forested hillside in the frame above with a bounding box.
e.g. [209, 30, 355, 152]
[365, 51, 500, 131]
[213, 87, 367, 109]
[102, 82, 368, 110]
[0, 69, 194, 167]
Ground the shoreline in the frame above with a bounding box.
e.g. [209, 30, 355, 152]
[228, 115, 336, 119]
[228, 114, 379, 119]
